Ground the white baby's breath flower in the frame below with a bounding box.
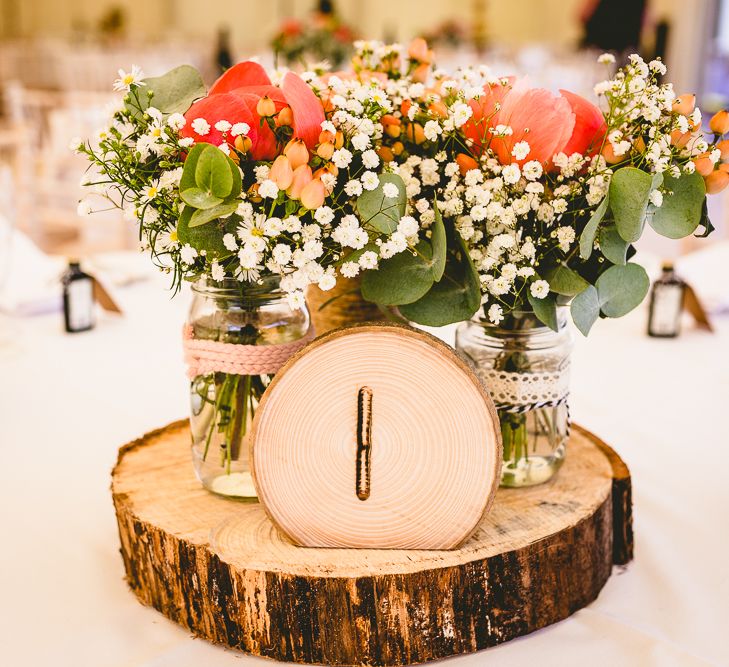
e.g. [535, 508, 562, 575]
[180, 244, 198, 265]
[223, 233, 238, 252]
[211, 262, 225, 282]
[167, 113, 186, 130]
[361, 150, 379, 169]
[511, 141, 530, 161]
[191, 118, 210, 136]
[340, 261, 360, 278]
[359, 250, 378, 269]
[488, 303, 504, 325]
[332, 148, 353, 168]
[423, 120, 442, 142]
[397, 215, 418, 237]
[178, 137, 194, 148]
[502, 163, 521, 185]
[69, 137, 83, 152]
[382, 182, 399, 199]
[649, 190, 663, 207]
[231, 122, 250, 137]
[214, 120, 232, 133]
[258, 179, 279, 199]
[361, 171, 379, 190]
[598, 53, 616, 64]
[530, 279, 550, 299]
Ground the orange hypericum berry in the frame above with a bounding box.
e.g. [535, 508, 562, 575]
[391, 141, 404, 156]
[717, 139, 729, 160]
[316, 141, 335, 160]
[408, 38, 430, 62]
[633, 136, 646, 153]
[283, 138, 310, 170]
[270, 155, 294, 190]
[705, 169, 729, 193]
[710, 109, 729, 135]
[673, 94, 696, 116]
[405, 122, 425, 144]
[718, 162, 729, 173]
[693, 153, 714, 176]
[275, 106, 293, 127]
[334, 131, 344, 149]
[400, 99, 412, 117]
[601, 142, 621, 164]
[455, 153, 479, 175]
[411, 63, 430, 84]
[256, 96, 277, 117]
[428, 101, 449, 119]
[248, 183, 262, 201]
[287, 164, 313, 199]
[300, 178, 327, 209]
[377, 146, 395, 163]
[319, 129, 335, 144]
[670, 130, 691, 149]
[234, 135, 252, 153]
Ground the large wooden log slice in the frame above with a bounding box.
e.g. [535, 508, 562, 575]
[112, 421, 632, 666]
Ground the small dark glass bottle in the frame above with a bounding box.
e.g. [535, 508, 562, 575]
[647, 262, 685, 338]
[62, 260, 95, 333]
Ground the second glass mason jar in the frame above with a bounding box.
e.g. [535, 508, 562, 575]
[187, 277, 310, 500]
[456, 308, 573, 487]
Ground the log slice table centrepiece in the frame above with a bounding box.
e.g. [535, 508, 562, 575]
[111, 420, 632, 666]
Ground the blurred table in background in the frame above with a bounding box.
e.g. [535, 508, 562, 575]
[0, 247, 727, 666]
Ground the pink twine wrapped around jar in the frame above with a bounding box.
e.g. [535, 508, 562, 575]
[182, 324, 315, 379]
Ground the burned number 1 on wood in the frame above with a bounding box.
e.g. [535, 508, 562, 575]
[356, 387, 373, 501]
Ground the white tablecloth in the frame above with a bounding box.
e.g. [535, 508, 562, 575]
[1, 271, 727, 667]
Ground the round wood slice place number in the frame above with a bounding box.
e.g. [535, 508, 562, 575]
[250, 324, 502, 549]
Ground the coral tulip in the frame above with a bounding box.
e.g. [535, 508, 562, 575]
[705, 169, 729, 193]
[456, 152, 479, 175]
[710, 110, 729, 135]
[270, 155, 294, 190]
[182, 61, 325, 161]
[300, 178, 327, 209]
[693, 153, 714, 176]
[283, 138, 310, 170]
[559, 89, 607, 157]
[287, 164, 313, 199]
[411, 63, 430, 84]
[673, 94, 696, 116]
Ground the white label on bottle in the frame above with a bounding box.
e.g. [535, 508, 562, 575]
[68, 279, 94, 330]
[650, 285, 682, 335]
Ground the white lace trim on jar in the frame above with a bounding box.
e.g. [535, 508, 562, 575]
[481, 367, 570, 410]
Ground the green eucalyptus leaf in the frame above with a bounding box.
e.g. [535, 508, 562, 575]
[596, 262, 650, 317]
[649, 172, 706, 239]
[527, 291, 558, 332]
[188, 201, 239, 228]
[399, 230, 480, 326]
[195, 145, 233, 199]
[176, 207, 236, 258]
[179, 143, 207, 192]
[609, 167, 656, 243]
[180, 187, 223, 210]
[570, 285, 600, 336]
[430, 202, 447, 281]
[580, 194, 609, 260]
[545, 263, 590, 296]
[599, 224, 629, 265]
[694, 199, 714, 238]
[356, 173, 407, 234]
[361, 241, 435, 306]
[130, 65, 206, 117]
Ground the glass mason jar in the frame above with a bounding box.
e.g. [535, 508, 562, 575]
[456, 308, 573, 487]
[187, 277, 310, 500]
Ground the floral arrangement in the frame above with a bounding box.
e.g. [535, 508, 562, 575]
[271, 12, 355, 69]
[78, 40, 724, 335]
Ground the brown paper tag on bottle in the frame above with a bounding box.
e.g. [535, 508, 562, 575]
[683, 283, 713, 332]
[92, 278, 123, 314]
